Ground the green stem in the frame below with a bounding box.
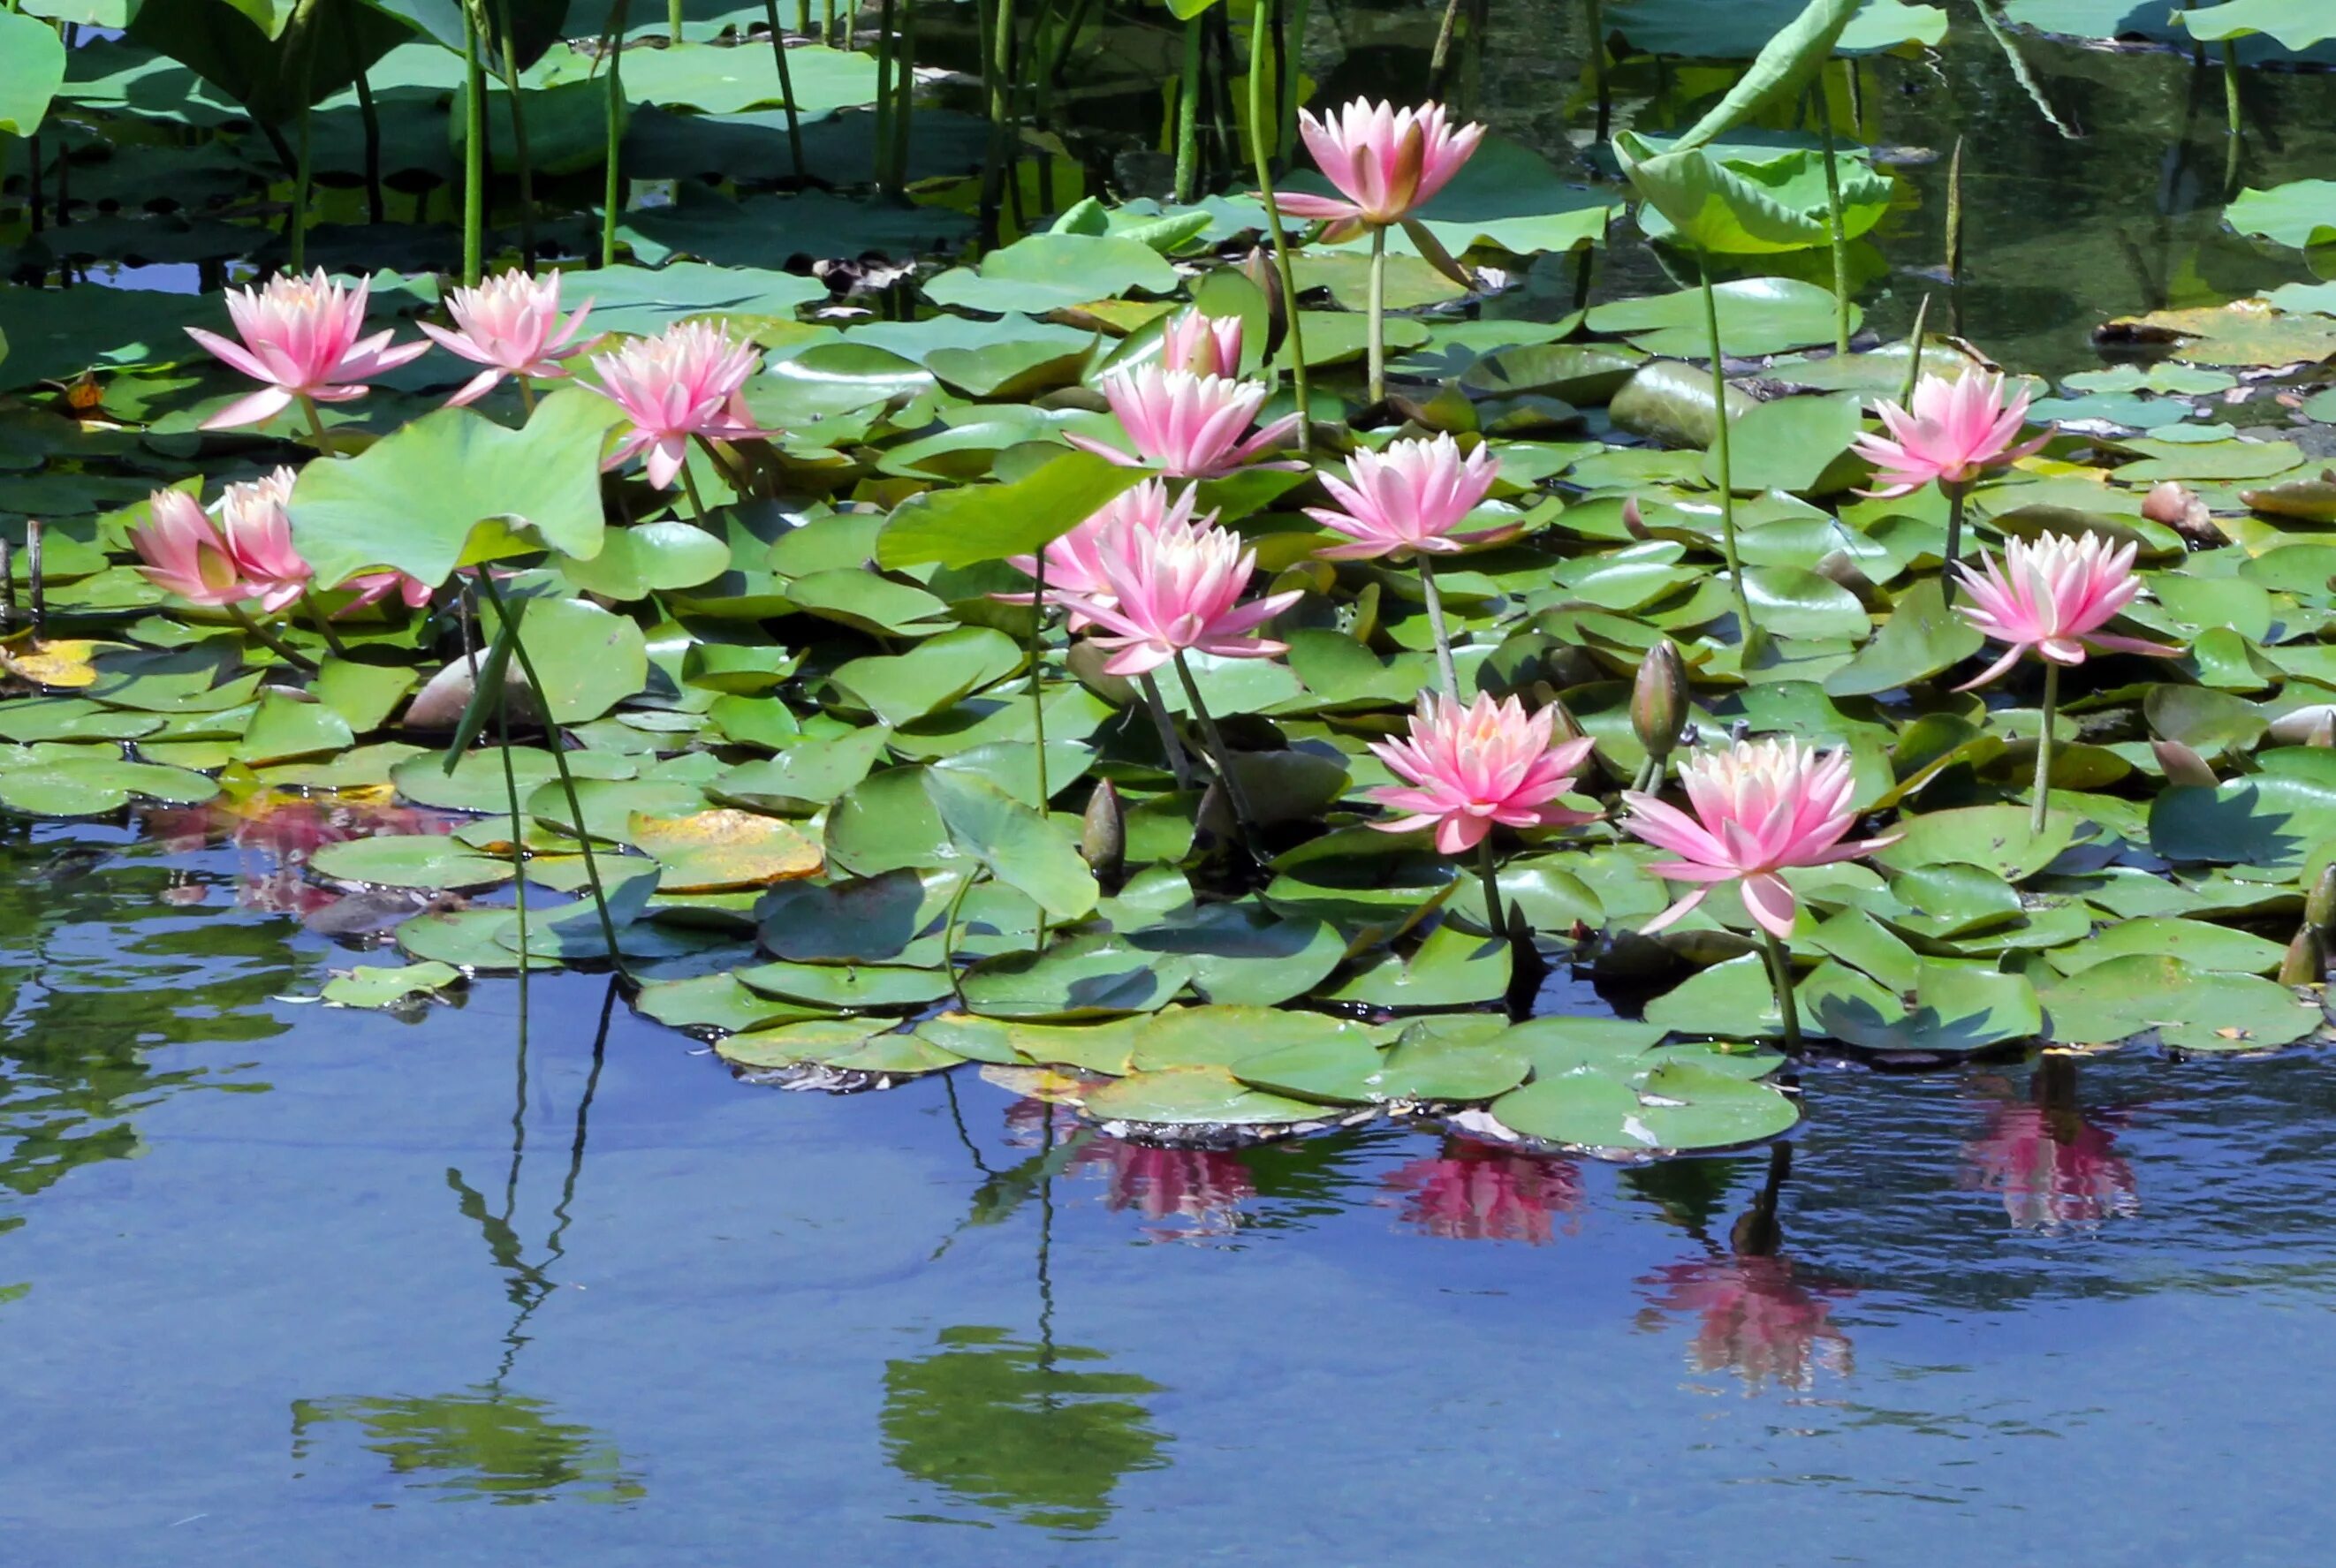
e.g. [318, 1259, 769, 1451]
[601, 3, 628, 267]
[1137, 670, 1195, 792]
[291, 96, 313, 274]
[1172, 17, 1202, 203]
[670, 0, 684, 42]
[763, 0, 805, 179]
[1246, 0, 1310, 451]
[1586, 0, 1609, 140]
[2032, 659, 2058, 837]
[1941, 481, 1968, 606]
[461, 0, 488, 285]
[1172, 649, 1258, 841]
[1476, 835, 1506, 941]
[1815, 76, 1849, 355]
[888, 0, 916, 194]
[1698, 254, 1755, 644]
[940, 868, 979, 1005]
[305, 595, 351, 658]
[1028, 551, 1049, 809]
[1418, 552, 1458, 696]
[1760, 929, 1801, 1051]
[492, 0, 538, 270]
[516, 376, 537, 417]
[1367, 222, 1388, 404]
[678, 459, 709, 524]
[475, 571, 628, 980]
[1899, 291, 1930, 405]
[994, 0, 1020, 232]
[496, 660, 528, 966]
[2222, 38, 2241, 144]
[345, 11, 385, 223]
[297, 391, 334, 456]
[228, 603, 319, 672]
[871, 0, 895, 183]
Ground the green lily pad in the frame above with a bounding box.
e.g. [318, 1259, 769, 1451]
[321, 961, 464, 1010]
[309, 834, 514, 890]
[2037, 953, 2321, 1052]
[1081, 1065, 1330, 1127]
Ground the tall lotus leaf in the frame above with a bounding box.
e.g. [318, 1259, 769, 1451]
[127, 0, 416, 124]
[0, 11, 67, 136]
[1609, 0, 1945, 56]
[1667, 0, 1863, 152]
[876, 451, 1147, 570]
[2179, 0, 2336, 50]
[360, 0, 573, 69]
[289, 389, 621, 588]
[1630, 140, 1894, 256]
[2226, 181, 2336, 252]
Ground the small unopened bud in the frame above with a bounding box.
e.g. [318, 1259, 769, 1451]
[2150, 738, 2217, 788]
[1240, 246, 1286, 330]
[2308, 865, 2336, 935]
[1632, 638, 1689, 758]
[2141, 481, 2196, 527]
[1543, 695, 1589, 746]
[2280, 927, 2326, 987]
[1620, 495, 1650, 540]
[2313, 711, 2336, 749]
[1081, 779, 1125, 885]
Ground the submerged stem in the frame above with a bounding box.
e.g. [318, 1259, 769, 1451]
[1698, 254, 1755, 644]
[1417, 552, 1458, 697]
[1761, 929, 1801, 1052]
[2032, 658, 2059, 837]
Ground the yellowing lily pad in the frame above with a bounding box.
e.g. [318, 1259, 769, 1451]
[627, 807, 823, 892]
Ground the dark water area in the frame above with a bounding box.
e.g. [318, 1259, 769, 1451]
[4, 820, 2336, 1562]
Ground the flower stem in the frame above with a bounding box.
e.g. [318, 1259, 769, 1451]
[1245, 0, 1310, 453]
[1760, 928, 1802, 1051]
[1815, 74, 1850, 356]
[1028, 550, 1050, 826]
[1138, 671, 1196, 792]
[1941, 481, 1968, 607]
[1172, 649, 1258, 841]
[228, 603, 318, 672]
[1172, 16, 1202, 203]
[1697, 253, 1756, 646]
[460, 0, 487, 286]
[678, 459, 710, 526]
[516, 376, 537, 417]
[2032, 658, 2058, 837]
[304, 595, 351, 659]
[600, 0, 626, 267]
[1418, 552, 1458, 696]
[298, 392, 334, 457]
[940, 867, 980, 1007]
[1476, 834, 1506, 941]
[1367, 222, 1389, 405]
[495, 650, 528, 968]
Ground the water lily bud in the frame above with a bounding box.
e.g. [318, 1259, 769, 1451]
[2314, 711, 2336, 749]
[2142, 480, 2215, 542]
[2309, 865, 2336, 935]
[1081, 779, 1125, 884]
[1240, 246, 1286, 332]
[1632, 638, 1689, 758]
[2280, 926, 2325, 987]
[1620, 495, 1650, 540]
[2150, 738, 2217, 788]
[1543, 694, 1589, 746]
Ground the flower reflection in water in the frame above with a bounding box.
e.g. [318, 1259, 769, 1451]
[1005, 1098, 1255, 1241]
[140, 792, 458, 920]
[1634, 1147, 1856, 1394]
[1380, 1139, 1581, 1244]
[1961, 1059, 2140, 1234]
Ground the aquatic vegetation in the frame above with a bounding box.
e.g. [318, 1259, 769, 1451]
[4, 0, 2336, 1171]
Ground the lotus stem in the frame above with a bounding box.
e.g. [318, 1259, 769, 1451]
[516, 376, 537, 416]
[1697, 254, 1756, 645]
[871, 0, 894, 180]
[1245, 0, 1311, 451]
[1815, 76, 1849, 356]
[1029, 552, 1049, 810]
[887, 0, 916, 194]
[1172, 17, 1202, 203]
[2222, 39, 2241, 144]
[1476, 835, 1506, 941]
[1586, 0, 1609, 140]
[1760, 929, 1801, 1051]
[1945, 134, 1964, 284]
[305, 595, 351, 658]
[1941, 481, 1967, 607]
[475, 571, 628, 980]
[2032, 659, 2058, 837]
[345, 6, 385, 223]
[678, 460, 710, 526]
[1418, 552, 1459, 696]
[601, 0, 628, 266]
[1367, 222, 1391, 405]
[1172, 649, 1259, 841]
[291, 97, 313, 274]
[1428, 0, 1463, 95]
[496, 663, 528, 966]
[228, 603, 319, 672]
[492, 0, 539, 270]
[669, 0, 683, 42]
[297, 391, 334, 455]
[940, 867, 979, 1002]
[1900, 291, 1930, 405]
[461, 0, 488, 285]
[1138, 671, 1197, 792]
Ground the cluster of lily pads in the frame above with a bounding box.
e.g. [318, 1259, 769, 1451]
[5, 0, 2336, 1161]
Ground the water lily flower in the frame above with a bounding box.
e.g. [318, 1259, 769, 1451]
[1273, 96, 1484, 241]
[1624, 737, 1898, 941]
[1068, 366, 1301, 479]
[1852, 369, 2048, 499]
[185, 269, 428, 431]
[1951, 531, 2177, 692]
[1368, 692, 1598, 855]
[338, 569, 437, 614]
[130, 473, 310, 612]
[587, 320, 768, 490]
[1001, 478, 1211, 631]
[1051, 507, 1298, 678]
[1158, 309, 1244, 379]
[1308, 434, 1506, 562]
[415, 269, 597, 407]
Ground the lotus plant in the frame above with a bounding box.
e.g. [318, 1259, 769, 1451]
[587, 320, 768, 504]
[1853, 370, 2048, 605]
[1274, 97, 1484, 402]
[1158, 309, 1245, 379]
[129, 473, 316, 668]
[417, 269, 598, 410]
[1055, 508, 1300, 839]
[1308, 433, 1506, 694]
[1951, 530, 2177, 834]
[1069, 366, 1301, 479]
[1368, 691, 1598, 936]
[1623, 736, 1900, 1048]
[185, 269, 428, 447]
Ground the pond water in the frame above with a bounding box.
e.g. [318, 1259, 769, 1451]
[4, 816, 2335, 1561]
[11, 7, 2336, 1564]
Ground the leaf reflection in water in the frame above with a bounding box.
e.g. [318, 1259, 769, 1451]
[140, 793, 459, 923]
[290, 1388, 645, 1506]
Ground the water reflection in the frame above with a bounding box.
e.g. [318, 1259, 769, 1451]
[1380, 1138, 1582, 1245]
[290, 1388, 645, 1505]
[1634, 1148, 1858, 1394]
[1003, 1093, 1255, 1242]
[140, 792, 455, 926]
[1960, 1058, 2141, 1234]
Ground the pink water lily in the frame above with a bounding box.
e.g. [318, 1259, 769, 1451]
[1002, 478, 1210, 631]
[338, 569, 437, 613]
[185, 269, 428, 430]
[1952, 532, 2179, 690]
[1273, 97, 1484, 242]
[588, 320, 769, 489]
[1159, 309, 1244, 378]
[1309, 434, 1507, 561]
[1068, 366, 1301, 479]
[416, 269, 597, 407]
[1853, 370, 2048, 499]
[1367, 692, 1598, 854]
[130, 471, 310, 611]
[1051, 508, 1299, 676]
[1623, 737, 1899, 940]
